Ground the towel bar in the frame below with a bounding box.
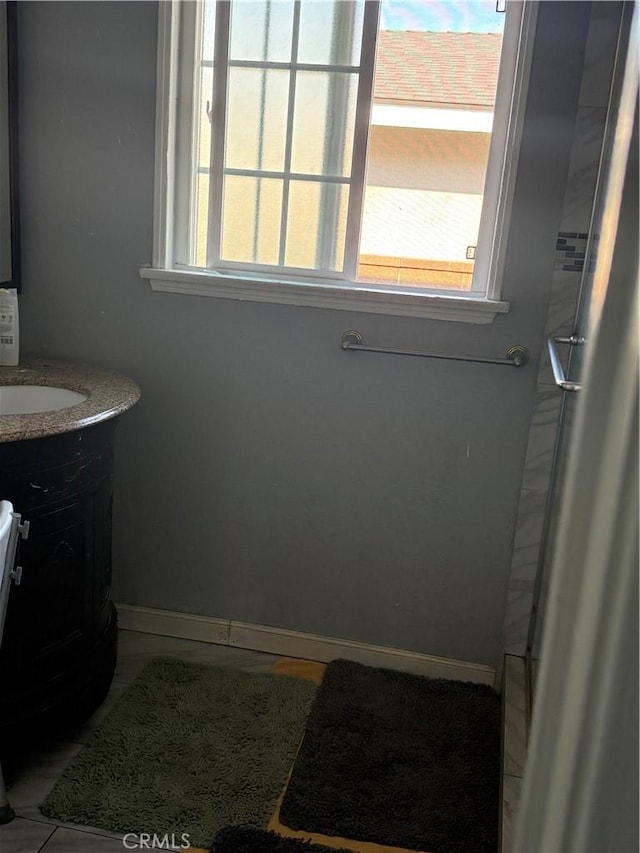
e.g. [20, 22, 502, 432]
[340, 330, 529, 368]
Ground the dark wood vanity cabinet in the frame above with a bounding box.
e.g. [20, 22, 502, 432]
[0, 420, 119, 747]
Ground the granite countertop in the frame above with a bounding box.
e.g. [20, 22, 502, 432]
[0, 358, 141, 443]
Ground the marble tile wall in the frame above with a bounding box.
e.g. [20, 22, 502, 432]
[501, 2, 622, 659]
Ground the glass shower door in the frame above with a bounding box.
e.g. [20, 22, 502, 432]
[526, 5, 632, 698]
[527, 301, 586, 694]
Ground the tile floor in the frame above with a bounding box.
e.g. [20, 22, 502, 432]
[1, 630, 513, 853]
[0, 629, 282, 853]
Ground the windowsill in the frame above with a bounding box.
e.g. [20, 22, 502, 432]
[139, 266, 510, 324]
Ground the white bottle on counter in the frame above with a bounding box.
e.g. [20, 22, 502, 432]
[0, 288, 19, 366]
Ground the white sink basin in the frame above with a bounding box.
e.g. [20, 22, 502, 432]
[0, 385, 88, 415]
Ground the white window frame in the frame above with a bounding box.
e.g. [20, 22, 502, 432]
[141, 0, 539, 324]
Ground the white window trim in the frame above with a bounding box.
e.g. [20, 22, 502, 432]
[143, 0, 538, 324]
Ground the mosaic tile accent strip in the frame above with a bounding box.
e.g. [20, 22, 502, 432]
[554, 232, 588, 271]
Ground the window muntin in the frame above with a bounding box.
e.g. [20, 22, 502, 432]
[161, 0, 525, 308]
[189, 0, 376, 278]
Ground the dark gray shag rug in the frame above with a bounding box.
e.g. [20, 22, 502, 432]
[211, 827, 352, 852]
[40, 657, 317, 849]
[279, 658, 501, 853]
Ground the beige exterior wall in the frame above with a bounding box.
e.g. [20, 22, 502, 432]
[360, 126, 490, 287]
[366, 126, 490, 194]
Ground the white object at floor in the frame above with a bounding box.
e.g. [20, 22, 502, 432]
[0, 500, 30, 824]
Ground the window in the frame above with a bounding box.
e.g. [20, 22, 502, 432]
[144, 0, 537, 322]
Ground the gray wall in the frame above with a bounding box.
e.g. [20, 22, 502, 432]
[16, 2, 589, 666]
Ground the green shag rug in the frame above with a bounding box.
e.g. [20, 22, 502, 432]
[40, 657, 317, 849]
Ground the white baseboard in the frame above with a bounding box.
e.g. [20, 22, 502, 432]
[116, 603, 494, 685]
[116, 603, 229, 645]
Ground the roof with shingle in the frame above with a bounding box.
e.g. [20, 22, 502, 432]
[374, 31, 502, 108]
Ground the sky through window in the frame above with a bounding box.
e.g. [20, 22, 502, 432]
[381, 1, 505, 34]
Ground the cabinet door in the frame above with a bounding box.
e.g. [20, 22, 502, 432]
[0, 497, 95, 688]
